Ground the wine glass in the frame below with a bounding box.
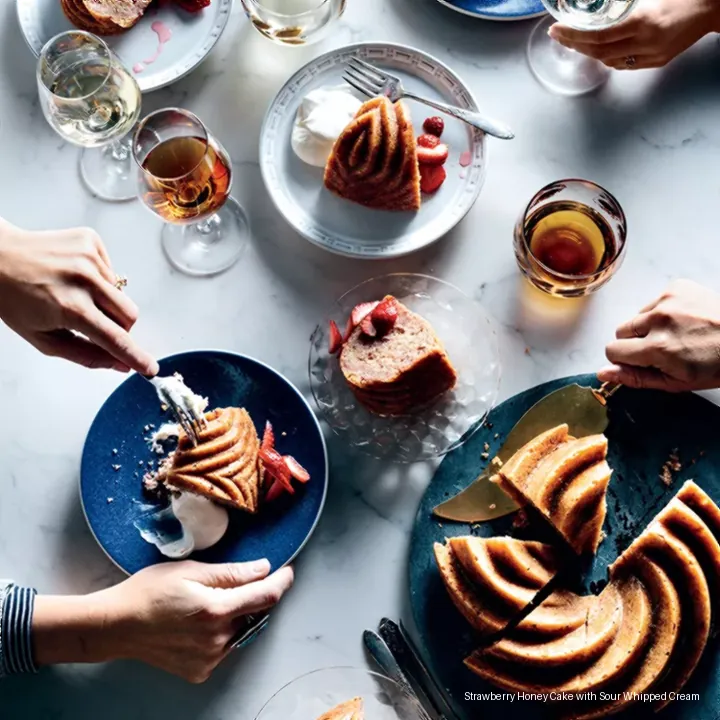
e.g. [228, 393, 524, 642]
[240, 0, 346, 45]
[528, 0, 640, 96]
[132, 108, 249, 277]
[37, 31, 141, 202]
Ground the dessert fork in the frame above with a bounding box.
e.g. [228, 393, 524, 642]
[343, 57, 514, 140]
[144, 375, 204, 447]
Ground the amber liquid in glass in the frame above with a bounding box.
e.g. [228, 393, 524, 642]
[141, 136, 231, 223]
[525, 200, 615, 277]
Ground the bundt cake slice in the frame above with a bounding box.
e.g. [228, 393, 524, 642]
[316, 698, 364, 720]
[340, 298, 457, 416]
[324, 96, 421, 212]
[161, 407, 262, 514]
[82, 0, 153, 29]
[493, 425, 612, 555]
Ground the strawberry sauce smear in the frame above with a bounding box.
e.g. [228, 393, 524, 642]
[133, 21, 173, 74]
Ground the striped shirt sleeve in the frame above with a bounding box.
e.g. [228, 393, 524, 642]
[0, 584, 38, 676]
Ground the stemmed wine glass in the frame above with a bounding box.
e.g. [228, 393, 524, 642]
[133, 108, 249, 276]
[528, 0, 639, 96]
[37, 31, 141, 202]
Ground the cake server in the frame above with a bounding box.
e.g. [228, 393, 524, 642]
[344, 56, 515, 140]
[433, 382, 621, 523]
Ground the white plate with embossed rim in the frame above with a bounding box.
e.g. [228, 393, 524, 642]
[16, 0, 231, 92]
[259, 42, 488, 259]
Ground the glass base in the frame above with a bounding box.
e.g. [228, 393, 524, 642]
[527, 16, 610, 97]
[80, 139, 137, 202]
[162, 198, 248, 277]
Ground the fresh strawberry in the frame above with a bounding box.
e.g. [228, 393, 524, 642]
[417, 143, 449, 166]
[261, 421, 275, 452]
[284, 456, 310, 483]
[420, 165, 447, 194]
[423, 116, 444, 137]
[343, 315, 355, 342]
[259, 447, 295, 494]
[328, 320, 343, 354]
[351, 301, 379, 327]
[417, 134, 440, 149]
[265, 479, 285, 502]
[370, 297, 398, 337]
[175, 0, 211, 11]
[360, 313, 376, 337]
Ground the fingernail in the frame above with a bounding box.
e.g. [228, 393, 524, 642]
[249, 559, 271, 576]
[548, 26, 558, 39]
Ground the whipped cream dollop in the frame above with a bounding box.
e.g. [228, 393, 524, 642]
[291, 85, 362, 167]
[135, 493, 229, 559]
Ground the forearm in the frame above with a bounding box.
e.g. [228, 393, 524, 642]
[32, 591, 124, 666]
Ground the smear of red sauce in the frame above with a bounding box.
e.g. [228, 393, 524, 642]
[134, 21, 173, 74]
[459, 150, 472, 167]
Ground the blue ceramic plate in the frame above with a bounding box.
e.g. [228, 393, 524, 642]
[436, 0, 545, 22]
[410, 374, 720, 720]
[81, 351, 328, 575]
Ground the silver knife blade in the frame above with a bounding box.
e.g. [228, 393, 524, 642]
[380, 619, 461, 720]
[363, 630, 437, 720]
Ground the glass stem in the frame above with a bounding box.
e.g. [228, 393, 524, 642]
[109, 137, 131, 162]
[194, 214, 222, 247]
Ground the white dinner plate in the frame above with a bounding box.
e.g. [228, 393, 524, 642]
[16, 0, 231, 92]
[259, 42, 488, 259]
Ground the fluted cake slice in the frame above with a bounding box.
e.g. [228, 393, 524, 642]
[316, 698, 364, 720]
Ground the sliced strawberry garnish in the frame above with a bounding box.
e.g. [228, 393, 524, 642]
[370, 296, 398, 337]
[417, 134, 440, 149]
[259, 447, 295, 494]
[284, 456, 310, 483]
[360, 312, 376, 338]
[417, 143, 449, 166]
[343, 315, 355, 342]
[265, 479, 285, 502]
[423, 116, 444, 137]
[328, 319, 343, 354]
[420, 165, 447, 194]
[261, 420, 275, 452]
[351, 301, 380, 327]
[175, 0, 211, 12]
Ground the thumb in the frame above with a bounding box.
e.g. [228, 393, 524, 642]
[597, 364, 683, 392]
[185, 559, 271, 589]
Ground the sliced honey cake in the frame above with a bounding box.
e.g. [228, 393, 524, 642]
[492, 424, 613, 555]
[340, 297, 457, 416]
[324, 97, 421, 212]
[161, 407, 262, 513]
[433, 537, 588, 638]
[466, 481, 720, 719]
[316, 698, 364, 720]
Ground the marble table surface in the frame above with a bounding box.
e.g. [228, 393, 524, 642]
[1, 0, 719, 717]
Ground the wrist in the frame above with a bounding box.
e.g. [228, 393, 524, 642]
[32, 590, 127, 666]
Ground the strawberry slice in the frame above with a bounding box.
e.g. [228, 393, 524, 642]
[360, 313, 376, 337]
[370, 296, 398, 337]
[259, 447, 295, 494]
[265, 479, 285, 502]
[175, 0, 211, 11]
[328, 320, 343, 354]
[284, 456, 310, 483]
[261, 421, 275, 452]
[343, 315, 355, 342]
[417, 143, 449, 166]
[351, 301, 380, 327]
[420, 165, 447, 194]
[417, 134, 440, 149]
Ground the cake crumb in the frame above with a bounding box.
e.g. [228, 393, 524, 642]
[494, 433, 500, 439]
[112, 448, 118, 456]
[524, 347, 531, 356]
[512, 509, 529, 530]
[489, 503, 496, 511]
[107, 497, 114, 503]
[161, 403, 169, 412]
[483, 442, 490, 451]
[138, 460, 144, 466]
[112, 464, 121, 472]
[481, 452, 489, 460]
[660, 450, 682, 486]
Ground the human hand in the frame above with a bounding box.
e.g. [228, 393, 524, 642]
[0, 219, 157, 375]
[33, 559, 294, 682]
[548, 0, 720, 70]
[598, 280, 720, 392]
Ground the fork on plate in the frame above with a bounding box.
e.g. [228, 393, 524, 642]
[144, 375, 205, 446]
[343, 56, 514, 140]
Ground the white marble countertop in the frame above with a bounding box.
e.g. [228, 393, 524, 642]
[1, 0, 719, 717]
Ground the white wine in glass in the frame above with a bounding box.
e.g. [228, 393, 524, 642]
[38, 31, 141, 201]
[528, 0, 638, 96]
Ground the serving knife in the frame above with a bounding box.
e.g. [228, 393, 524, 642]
[433, 382, 621, 523]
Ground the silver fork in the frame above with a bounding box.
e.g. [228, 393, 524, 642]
[144, 375, 205, 446]
[344, 56, 514, 140]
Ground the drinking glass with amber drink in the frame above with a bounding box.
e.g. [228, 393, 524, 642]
[514, 179, 627, 298]
[133, 108, 248, 276]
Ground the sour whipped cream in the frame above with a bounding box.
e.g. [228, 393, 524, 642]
[291, 85, 362, 167]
